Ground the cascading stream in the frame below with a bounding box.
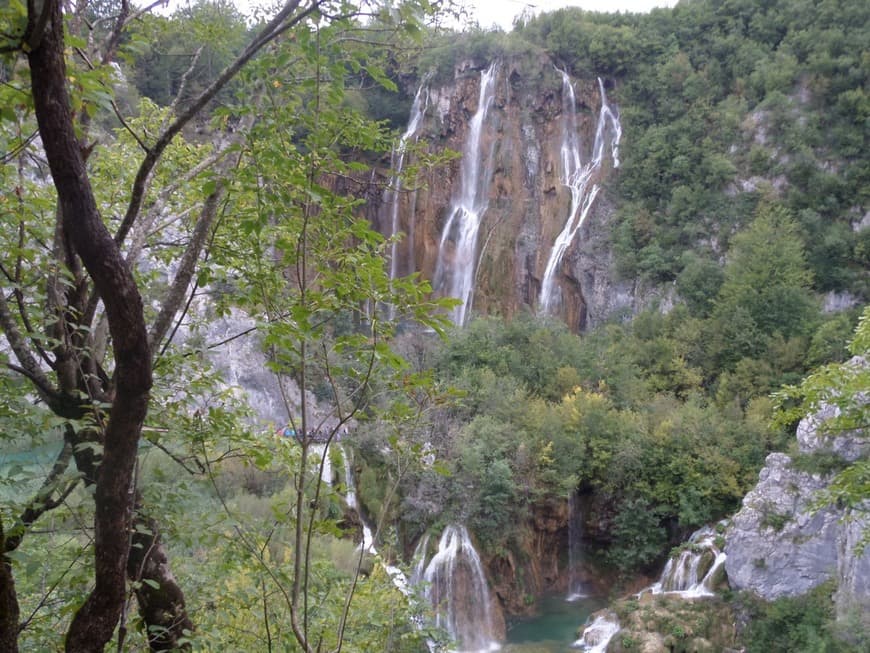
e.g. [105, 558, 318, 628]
[539, 74, 621, 314]
[574, 613, 620, 652]
[340, 446, 375, 553]
[384, 80, 430, 319]
[414, 524, 501, 652]
[337, 445, 419, 597]
[434, 62, 499, 326]
[650, 525, 727, 598]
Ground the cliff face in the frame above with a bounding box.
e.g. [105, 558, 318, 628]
[374, 55, 643, 330]
[724, 366, 870, 627]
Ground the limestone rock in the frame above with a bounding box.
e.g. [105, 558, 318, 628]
[724, 452, 841, 599]
[795, 358, 869, 462]
[724, 392, 869, 625]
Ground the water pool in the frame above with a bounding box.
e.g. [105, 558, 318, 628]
[503, 595, 606, 652]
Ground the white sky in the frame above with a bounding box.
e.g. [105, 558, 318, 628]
[470, 0, 679, 30]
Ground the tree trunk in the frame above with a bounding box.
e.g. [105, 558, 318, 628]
[127, 509, 194, 651]
[26, 1, 152, 650]
[0, 521, 21, 653]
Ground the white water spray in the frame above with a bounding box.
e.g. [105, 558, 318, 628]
[414, 525, 501, 652]
[434, 62, 499, 326]
[574, 613, 620, 652]
[650, 526, 727, 598]
[341, 447, 375, 553]
[337, 446, 417, 597]
[310, 443, 333, 485]
[539, 74, 621, 314]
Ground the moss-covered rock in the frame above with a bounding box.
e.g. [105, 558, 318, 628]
[609, 595, 739, 652]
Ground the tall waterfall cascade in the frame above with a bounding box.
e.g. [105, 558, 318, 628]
[539, 74, 621, 314]
[384, 80, 430, 319]
[412, 525, 501, 652]
[650, 525, 727, 598]
[434, 62, 500, 326]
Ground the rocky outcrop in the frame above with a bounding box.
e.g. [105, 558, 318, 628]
[724, 393, 869, 626]
[724, 452, 844, 596]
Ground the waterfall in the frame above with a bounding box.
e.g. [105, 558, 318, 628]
[384, 80, 430, 319]
[310, 443, 333, 485]
[574, 613, 620, 652]
[650, 525, 727, 598]
[340, 447, 375, 553]
[410, 534, 431, 585]
[336, 446, 416, 598]
[414, 524, 500, 652]
[539, 74, 621, 314]
[434, 62, 499, 326]
[566, 491, 587, 601]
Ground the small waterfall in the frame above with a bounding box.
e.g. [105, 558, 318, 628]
[410, 534, 431, 585]
[415, 524, 500, 652]
[310, 443, 333, 485]
[384, 81, 430, 319]
[539, 74, 621, 314]
[336, 446, 416, 598]
[573, 613, 620, 652]
[340, 447, 375, 553]
[566, 491, 586, 601]
[434, 62, 499, 326]
[650, 526, 727, 598]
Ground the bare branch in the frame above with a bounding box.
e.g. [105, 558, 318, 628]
[99, 0, 130, 66]
[164, 45, 204, 130]
[149, 185, 226, 351]
[125, 135, 236, 269]
[128, 0, 170, 24]
[0, 130, 39, 166]
[23, 0, 52, 52]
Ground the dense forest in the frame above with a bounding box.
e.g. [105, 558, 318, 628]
[0, 0, 867, 651]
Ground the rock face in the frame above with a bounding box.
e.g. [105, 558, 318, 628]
[724, 396, 870, 625]
[724, 452, 844, 597]
[374, 54, 656, 330]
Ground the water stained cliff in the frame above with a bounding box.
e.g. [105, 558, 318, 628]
[374, 54, 637, 331]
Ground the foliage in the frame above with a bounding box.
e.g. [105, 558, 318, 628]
[516, 0, 869, 301]
[0, 0, 455, 650]
[773, 305, 870, 550]
[394, 313, 780, 572]
[605, 497, 667, 574]
[743, 582, 866, 653]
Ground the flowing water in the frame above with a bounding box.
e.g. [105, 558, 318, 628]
[566, 492, 586, 601]
[539, 74, 621, 314]
[413, 524, 501, 652]
[573, 613, 620, 652]
[384, 80, 430, 319]
[649, 525, 727, 598]
[434, 62, 499, 326]
[340, 446, 375, 553]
